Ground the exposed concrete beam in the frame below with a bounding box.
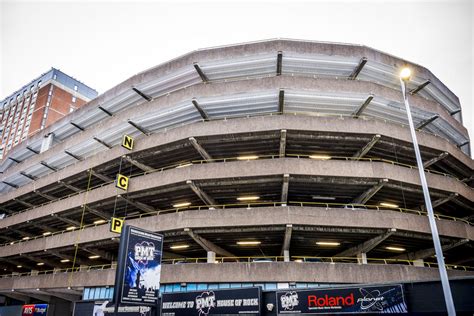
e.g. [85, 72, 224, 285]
[276, 51, 283, 76]
[53, 214, 81, 227]
[70, 122, 85, 131]
[30, 222, 56, 233]
[34, 190, 56, 201]
[64, 150, 83, 161]
[462, 214, 474, 223]
[13, 198, 34, 208]
[280, 224, 292, 256]
[393, 239, 469, 261]
[0, 258, 35, 270]
[352, 179, 388, 204]
[431, 193, 458, 209]
[84, 205, 109, 220]
[11, 228, 35, 238]
[336, 228, 396, 257]
[82, 247, 114, 262]
[193, 63, 209, 83]
[352, 94, 374, 118]
[186, 180, 217, 207]
[98, 106, 113, 116]
[423, 151, 448, 168]
[14, 290, 50, 302]
[2, 181, 18, 189]
[458, 140, 469, 148]
[0, 235, 15, 242]
[40, 161, 57, 172]
[57, 180, 82, 193]
[281, 174, 289, 203]
[450, 109, 461, 116]
[117, 195, 154, 213]
[93, 137, 112, 149]
[185, 228, 234, 257]
[48, 251, 88, 266]
[416, 115, 439, 130]
[278, 89, 285, 113]
[122, 155, 154, 173]
[90, 169, 113, 183]
[163, 251, 187, 259]
[41, 289, 80, 302]
[132, 87, 152, 102]
[0, 291, 31, 303]
[461, 175, 473, 183]
[20, 171, 37, 181]
[352, 134, 381, 159]
[26, 146, 40, 155]
[191, 98, 209, 120]
[128, 120, 150, 136]
[19, 254, 58, 269]
[188, 137, 212, 161]
[279, 129, 287, 157]
[409, 80, 431, 95]
[8, 157, 21, 164]
[348, 57, 367, 80]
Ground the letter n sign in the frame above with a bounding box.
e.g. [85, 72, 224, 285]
[110, 217, 124, 233]
[122, 135, 134, 150]
[116, 174, 129, 190]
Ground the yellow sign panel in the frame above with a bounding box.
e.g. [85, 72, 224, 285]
[122, 135, 134, 150]
[116, 174, 129, 190]
[110, 217, 124, 234]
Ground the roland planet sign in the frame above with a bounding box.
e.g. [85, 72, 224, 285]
[276, 284, 407, 314]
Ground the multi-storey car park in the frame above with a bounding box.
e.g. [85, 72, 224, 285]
[0, 39, 473, 315]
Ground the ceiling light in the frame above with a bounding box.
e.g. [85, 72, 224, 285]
[42, 232, 52, 236]
[237, 155, 259, 160]
[37, 263, 44, 266]
[10, 242, 14, 245]
[237, 241, 261, 246]
[16, 265, 22, 268]
[312, 196, 336, 200]
[170, 245, 190, 250]
[294, 259, 303, 263]
[60, 259, 70, 263]
[88, 255, 100, 259]
[93, 219, 106, 225]
[173, 202, 191, 208]
[316, 241, 341, 246]
[400, 67, 412, 81]
[237, 196, 260, 201]
[380, 202, 399, 208]
[176, 163, 192, 169]
[66, 226, 76, 231]
[309, 155, 331, 160]
[386, 246, 405, 252]
[22, 236, 30, 240]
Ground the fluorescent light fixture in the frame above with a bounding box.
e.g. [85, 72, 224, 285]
[309, 155, 331, 160]
[176, 163, 192, 169]
[173, 202, 191, 208]
[170, 244, 190, 250]
[42, 232, 52, 236]
[400, 67, 412, 81]
[37, 263, 44, 266]
[316, 241, 341, 246]
[88, 255, 100, 259]
[380, 202, 399, 208]
[93, 219, 106, 225]
[312, 196, 336, 200]
[16, 265, 22, 268]
[294, 259, 303, 263]
[237, 155, 259, 160]
[237, 196, 260, 201]
[237, 241, 261, 246]
[60, 259, 70, 263]
[22, 236, 30, 240]
[386, 246, 405, 252]
[66, 226, 76, 231]
[10, 242, 14, 245]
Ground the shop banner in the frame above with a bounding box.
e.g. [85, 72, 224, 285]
[161, 287, 261, 316]
[92, 301, 153, 316]
[21, 304, 48, 316]
[276, 285, 407, 314]
[116, 225, 164, 306]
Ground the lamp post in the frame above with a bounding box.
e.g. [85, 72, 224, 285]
[399, 67, 456, 315]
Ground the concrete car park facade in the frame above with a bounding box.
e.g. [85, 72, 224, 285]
[0, 39, 472, 314]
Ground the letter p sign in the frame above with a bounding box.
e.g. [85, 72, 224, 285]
[116, 174, 129, 190]
[110, 217, 124, 234]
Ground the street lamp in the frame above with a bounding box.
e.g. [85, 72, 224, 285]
[399, 67, 456, 315]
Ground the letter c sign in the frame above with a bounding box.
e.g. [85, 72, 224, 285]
[116, 174, 129, 190]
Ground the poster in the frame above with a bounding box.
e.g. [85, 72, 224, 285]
[117, 226, 163, 306]
[161, 287, 261, 316]
[276, 285, 407, 314]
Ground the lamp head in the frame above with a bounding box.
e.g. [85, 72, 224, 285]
[400, 67, 412, 81]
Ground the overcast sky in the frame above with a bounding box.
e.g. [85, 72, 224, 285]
[1, 0, 473, 154]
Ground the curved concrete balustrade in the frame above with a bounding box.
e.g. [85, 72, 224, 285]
[1, 113, 472, 204]
[1, 206, 472, 258]
[0, 262, 472, 291]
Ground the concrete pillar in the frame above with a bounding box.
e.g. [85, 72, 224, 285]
[207, 251, 216, 263]
[357, 253, 367, 264]
[283, 250, 290, 262]
[40, 133, 54, 153]
[413, 259, 425, 267]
